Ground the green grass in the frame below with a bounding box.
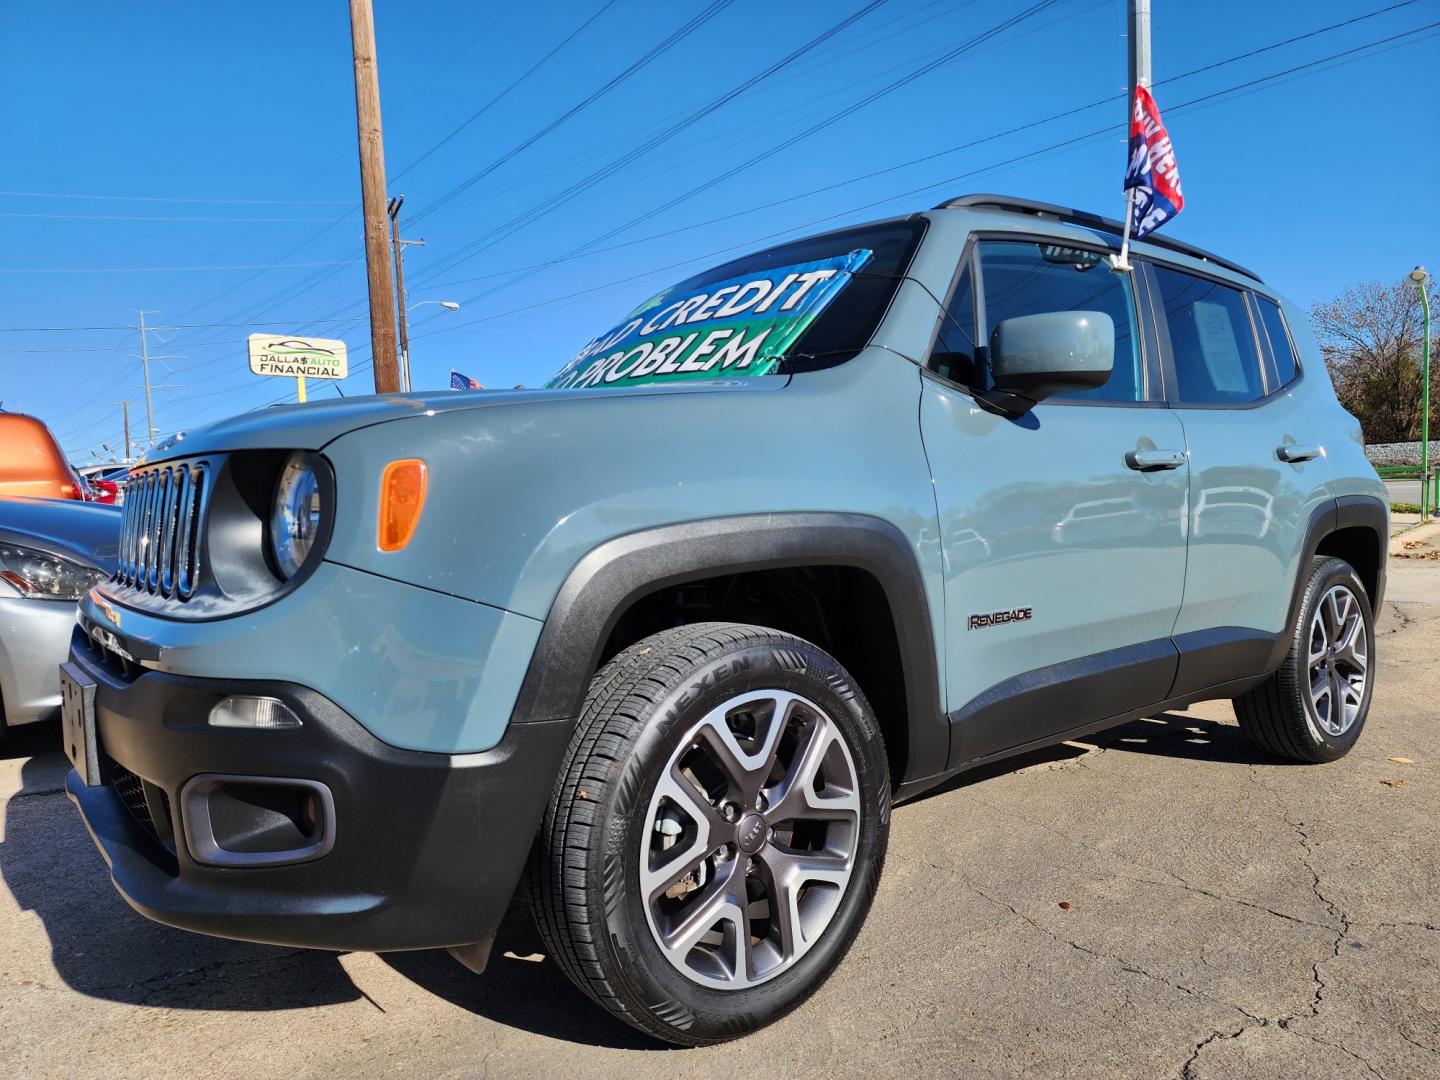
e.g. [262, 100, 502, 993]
[1392, 502, 1422, 514]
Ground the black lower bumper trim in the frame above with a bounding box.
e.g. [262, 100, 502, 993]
[65, 631, 573, 952]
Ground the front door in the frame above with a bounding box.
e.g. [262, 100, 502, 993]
[921, 237, 1190, 766]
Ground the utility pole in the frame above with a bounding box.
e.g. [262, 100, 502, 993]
[349, 0, 400, 394]
[388, 194, 427, 394]
[115, 400, 131, 462]
[1128, 0, 1151, 100]
[135, 311, 158, 447]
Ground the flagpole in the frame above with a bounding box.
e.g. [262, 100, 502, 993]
[1115, 188, 1136, 271]
[1114, 0, 1151, 272]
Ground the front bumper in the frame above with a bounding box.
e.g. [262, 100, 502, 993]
[64, 631, 572, 952]
[0, 596, 76, 726]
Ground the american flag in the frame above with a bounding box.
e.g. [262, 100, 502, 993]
[450, 370, 482, 390]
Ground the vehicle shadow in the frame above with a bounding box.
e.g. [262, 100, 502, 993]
[379, 906, 669, 1051]
[0, 723, 364, 1011]
[903, 708, 1289, 808]
[1072, 710, 1295, 765]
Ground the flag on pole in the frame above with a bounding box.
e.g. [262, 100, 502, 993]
[450, 370, 482, 390]
[1123, 85, 1184, 239]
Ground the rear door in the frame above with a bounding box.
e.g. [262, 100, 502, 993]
[921, 237, 1190, 765]
[1142, 261, 1333, 696]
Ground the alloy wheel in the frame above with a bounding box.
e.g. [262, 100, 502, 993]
[640, 689, 861, 990]
[1306, 583, 1368, 737]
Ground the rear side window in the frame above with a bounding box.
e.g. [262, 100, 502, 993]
[1151, 265, 1265, 404]
[978, 241, 1145, 403]
[1254, 295, 1299, 387]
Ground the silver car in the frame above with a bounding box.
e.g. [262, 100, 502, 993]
[0, 497, 119, 735]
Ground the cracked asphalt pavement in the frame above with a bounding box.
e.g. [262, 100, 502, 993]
[2, 557, 1437, 1078]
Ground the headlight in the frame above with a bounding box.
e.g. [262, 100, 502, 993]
[0, 545, 102, 600]
[269, 452, 326, 579]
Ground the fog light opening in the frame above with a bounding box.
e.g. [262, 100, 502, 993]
[208, 695, 302, 730]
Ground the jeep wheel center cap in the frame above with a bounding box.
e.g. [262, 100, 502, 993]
[736, 813, 768, 854]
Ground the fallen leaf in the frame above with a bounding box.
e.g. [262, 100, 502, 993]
[1058, 901, 1072, 910]
[1380, 778, 1404, 788]
[1389, 757, 1417, 765]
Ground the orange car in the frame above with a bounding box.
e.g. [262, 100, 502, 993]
[0, 413, 87, 500]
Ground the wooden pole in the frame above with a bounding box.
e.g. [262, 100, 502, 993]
[349, 0, 400, 394]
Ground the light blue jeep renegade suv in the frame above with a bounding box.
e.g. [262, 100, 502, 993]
[61, 195, 1387, 1045]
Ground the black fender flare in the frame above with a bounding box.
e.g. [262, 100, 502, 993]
[505, 513, 947, 785]
[1264, 493, 1388, 672]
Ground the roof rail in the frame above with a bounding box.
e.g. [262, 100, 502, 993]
[933, 194, 1262, 283]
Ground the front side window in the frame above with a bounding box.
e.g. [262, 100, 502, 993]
[929, 265, 977, 386]
[1254, 294, 1299, 387]
[544, 220, 925, 389]
[1151, 265, 1265, 404]
[977, 241, 1145, 403]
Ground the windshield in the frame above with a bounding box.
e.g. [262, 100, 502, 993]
[545, 218, 925, 389]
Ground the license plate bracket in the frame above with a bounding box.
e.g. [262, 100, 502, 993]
[59, 661, 102, 788]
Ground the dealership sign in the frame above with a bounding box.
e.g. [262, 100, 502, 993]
[247, 335, 349, 380]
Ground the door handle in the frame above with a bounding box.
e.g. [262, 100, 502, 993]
[1125, 448, 1187, 471]
[1277, 443, 1321, 463]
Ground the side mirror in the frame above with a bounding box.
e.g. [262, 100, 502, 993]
[980, 311, 1114, 417]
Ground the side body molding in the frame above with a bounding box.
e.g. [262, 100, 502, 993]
[940, 494, 1389, 781]
[506, 513, 947, 785]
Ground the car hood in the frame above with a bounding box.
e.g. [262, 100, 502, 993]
[138, 379, 781, 460]
[0, 496, 122, 572]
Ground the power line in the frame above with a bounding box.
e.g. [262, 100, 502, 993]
[0, 260, 360, 275]
[148, 0, 644, 344]
[419, 0, 1068, 304]
[403, 0, 900, 280]
[393, 19, 1440, 352]
[388, 0, 623, 187]
[405, 0, 744, 226]
[58, 9, 1436, 432]
[0, 189, 351, 204]
[0, 211, 345, 223]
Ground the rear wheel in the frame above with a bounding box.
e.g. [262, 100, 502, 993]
[1234, 556, 1375, 763]
[530, 622, 890, 1046]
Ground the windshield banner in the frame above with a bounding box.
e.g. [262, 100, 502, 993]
[545, 248, 873, 389]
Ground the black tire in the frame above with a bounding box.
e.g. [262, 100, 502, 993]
[1234, 556, 1375, 763]
[529, 622, 890, 1046]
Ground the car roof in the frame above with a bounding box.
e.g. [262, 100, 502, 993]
[932, 194, 1261, 282]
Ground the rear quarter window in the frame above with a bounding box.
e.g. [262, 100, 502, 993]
[1254, 294, 1300, 387]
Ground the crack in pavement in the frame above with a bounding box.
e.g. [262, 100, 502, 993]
[891, 850, 1263, 1028]
[941, 786, 1336, 933]
[1178, 812, 1389, 1079]
[894, 809, 1395, 1080]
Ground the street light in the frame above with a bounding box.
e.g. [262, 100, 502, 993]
[1407, 266, 1432, 521]
[398, 300, 461, 392]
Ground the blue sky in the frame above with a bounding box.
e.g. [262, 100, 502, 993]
[2, 0, 1436, 462]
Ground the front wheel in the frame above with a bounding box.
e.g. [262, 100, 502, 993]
[530, 622, 890, 1046]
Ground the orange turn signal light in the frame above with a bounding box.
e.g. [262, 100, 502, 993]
[378, 459, 427, 552]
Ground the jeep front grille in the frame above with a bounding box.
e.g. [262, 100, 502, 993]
[115, 462, 207, 599]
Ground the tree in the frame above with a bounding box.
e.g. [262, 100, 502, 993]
[1311, 279, 1438, 446]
